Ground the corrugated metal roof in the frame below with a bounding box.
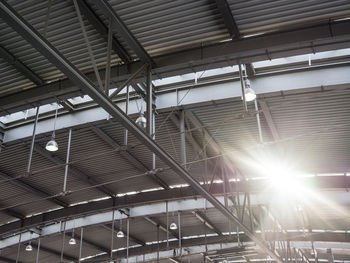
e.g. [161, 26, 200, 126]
[91, 0, 229, 56]
[0, 0, 349, 96]
[229, 0, 350, 35]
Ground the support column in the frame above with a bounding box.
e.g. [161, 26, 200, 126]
[146, 65, 152, 136]
[179, 110, 186, 168]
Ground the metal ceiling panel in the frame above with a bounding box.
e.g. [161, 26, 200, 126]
[228, 0, 350, 35]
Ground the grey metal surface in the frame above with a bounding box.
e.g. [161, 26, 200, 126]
[0, 0, 349, 100]
[0, 2, 280, 260]
[228, 0, 350, 35]
[0, 0, 350, 261]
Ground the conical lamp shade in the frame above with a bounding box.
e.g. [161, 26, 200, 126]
[46, 139, 58, 151]
[170, 222, 177, 230]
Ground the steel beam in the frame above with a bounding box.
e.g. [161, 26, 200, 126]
[0, 175, 346, 238]
[245, 63, 256, 78]
[2, 22, 350, 116]
[144, 216, 179, 239]
[0, 171, 68, 208]
[169, 113, 203, 159]
[6, 65, 350, 143]
[60, 99, 75, 112]
[146, 65, 153, 136]
[214, 0, 240, 39]
[0, 44, 44, 86]
[31, 241, 78, 262]
[33, 144, 115, 197]
[91, 126, 170, 190]
[0, 205, 25, 220]
[192, 210, 222, 236]
[94, 0, 152, 63]
[109, 63, 148, 99]
[0, 256, 22, 263]
[90, 235, 242, 262]
[185, 111, 237, 177]
[131, 83, 146, 100]
[179, 110, 186, 167]
[77, 0, 130, 63]
[258, 100, 281, 141]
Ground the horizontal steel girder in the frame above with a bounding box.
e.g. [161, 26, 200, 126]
[3, 65, 350, 143]
[0, 176, 349, 247]
[1, 20, 350, 116]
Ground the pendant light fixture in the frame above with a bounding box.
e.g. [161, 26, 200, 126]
[25, 242, 33, 252]
[117, 218, 124, 238]
[46, 103, 59, 151]
[135, 112, 147, 129]
[69, 219, 76, 245]
[169, 222, 178, 230]
[169, 210, 177, 230]
[117, 230, 124, 238]
[244, 79, 256, 102]
[25, 232, 33, 252]
[135, 99, 147, 129]
[69, 237, 76, 245]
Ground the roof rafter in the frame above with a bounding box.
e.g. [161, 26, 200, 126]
[258, 100, 281, 141]
[0, 171, 68, 208]
[0, 44, 44, 86]
[94, 0, 153, 63]
[215, 0, 241, 39]
[192, 210, 222, 236]
[77, 0, 131, 63]
[0, 175, 346, 238]
[144, 216, 179, 239]
[33, 144, 115, 197]
[91, 126, 170, 190]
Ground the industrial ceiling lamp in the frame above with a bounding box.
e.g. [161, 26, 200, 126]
[69, 237, 76, 245]
[169, 210, 178, 230]
[169, 222, 178, 230]
[69, 219, 77, 245]
[117, 230, 124, 238]
[135, 112, 147, 129]
[45, 103, 59, 151]
[25, 242, 33, 252]
[244, 79, 256, 102]
[117, 218, 124, 238]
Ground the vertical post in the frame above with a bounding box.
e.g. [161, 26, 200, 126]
[254, 99, 263, 143]
[79, 228, 83, 262]
[146, 64, 156, 170]
[146, 64, 152, 136]
[179, 110, 186, 168]
[126, 218, 130, 263]
[124, 85, 129, 145]
[105, 18, 113, 95]
[63, 129, 72, 193]
[238, 64, 248, 112]
[178, 211, 182, 260]
[35, 238, 40, 263]
[60, 221, 66, 262]
[110, 209, 115, 260]
[26, 106, 40, 176]
[157, 225, 160, 263]
[15, 234, 21, 263]
[166, 201, 169, 247]
[152, 111, 156, 170]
